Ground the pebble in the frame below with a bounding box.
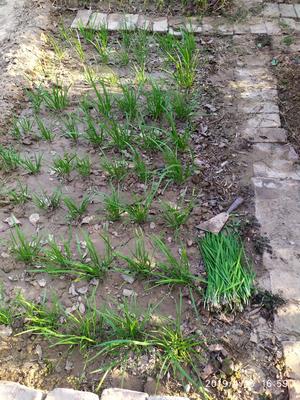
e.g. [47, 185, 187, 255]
[121, 274, 135, 284]
[0, 325, 13, 338]
[37, 279, 46, 288]
[29, 213, 40, 226]
[4, 215, 21, 227]
[150, 222, 156, 229]
[123, 289, 136, 297]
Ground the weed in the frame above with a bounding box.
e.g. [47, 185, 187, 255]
[146, 81, 168, 120]
[11, 117, 33, 139]
[25, 87, 43, 112]
[101, 157, 128, 181]
[117, 84, 140, 121]
[53, 153, 76, 177]
[103, 186, 124, 222]
[63, 196, 90, 221]
[199, 232, 254, 311]
[105, 121, 131, 150]
[126, 188, 155, 224]
[153, 236, 202, 288]
[46, 34, 66, 61]
[131, 29, 150, 66]
[162, 146, 193, 184]
[90, 79, 112, 119]
[0, 145, 21, 172]
[76, 155, 92, 177]
[149, 297, 205, 390]
[62, 113, 81, 141]
[170, 90, 193, 121]
[84, 114, 105, 147]
[139, 125, 162, 151]
[33, 190, 62, 211]
[160, 197, 193, 231]
[71, 34, 86, 62]
[118, 230, 153, 278]
[17, 293, 63, 336]
[11, 227, 42, 264]
[130, 149, 151, 183]
[20, 153, 43, 174]
[41, 82, 70, 111]
[133, 64, 147, 85]
[93, 26, 110, 63]
[8, 182, 30, 205]
[36, 117, 55, 142]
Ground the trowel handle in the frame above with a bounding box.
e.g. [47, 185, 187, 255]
[227, 197, 244, 214]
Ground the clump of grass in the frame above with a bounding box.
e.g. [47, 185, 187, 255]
[162, 146, 193, 184]
[41, 82, 70, 111]
[130, 149, 151, 183]
[165, 30, 198, 89]
[199, 232, 254, 311]
[76, 155, 91, 177]
[11, 227, 42, 264]
[170, 90, 193, 121]
[62, 113, 81, 142]
[63, 196, 90, 222]
[37, 232, 113, 279]
[90, 79, 112, 119]
[105, 121, 131, 150]
[11, 117, 33, 139]
[0, 287, 14, 326]
[101, 157, 128, 182]
[153, 236, 202, 289]
[103, 186, 124, 222]
[146, 81, 168, 120]
[118, 230, 154, 278]
[93, 25, 110, 63]
[160, 196, 193, 231]
[7, 182, 30, 205]
[16, 293, 63, 336]
[53, 153, 76, 177]
[36, 117, 55, 142]
[0, 145, 21, 172]
[20, 153, 43, 174]
[33, 189, 62, 211]
[117, 84, 140, 121]
[126, 190, 154, 224]
[84, 113, 105, 147]
[25, 86, 43, 112]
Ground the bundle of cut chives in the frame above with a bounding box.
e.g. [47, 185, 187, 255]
[199, 232, 254, 311]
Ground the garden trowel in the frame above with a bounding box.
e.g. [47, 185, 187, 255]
[196, 197, 244, 234]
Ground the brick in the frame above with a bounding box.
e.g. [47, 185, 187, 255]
[152, 17, 168, 32]
[263, 3, 280, 18]
[283, 342, 300, 379]
[250, 21, 267, 34]
[288, 380, 300, 400]
[265, 21, 281, 35]
[0, 381, 44, 400]
[88, 13, 107, 29]
[149, 397, 190, 400]
[242, 127, 287, 143]
[46, 388, 99, 400]
[101, 388, 148, 400]
[186, 17, 202, 33]
[71, 10, 92, 29]
[202, 17, 214, 33]
[217, 25, 233, 35]
[280, 18, 297, 30]
[137, 15, 152, 31]
[107, 13, 123, 31]
[295, 5, 300, 19]
[238, 102, 279, 114]
[233, 23, 250, 34]
[244, 114, 281, 129]
[121, 14, 139, 30]
[279, 4, 297, 19]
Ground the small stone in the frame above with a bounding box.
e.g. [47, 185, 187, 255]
[35, 344, 43, 360]
[81, 215, 94, 225]
[68, 283, 77, 296]
[221, 357, 235, 376]
[65, 359, 74, 371]
[250, 332, 259, 344]
[123, 289, 136, 297]
[122, 274, 135, 284]
[4, 214, 21, 227]
[77, 286, 89, 295]
[150, 222, 156, 229]
[37, 279, 46, 288]
[79, 303, 86, 314]
[29, 213, 40, 226]
[187, 240, 193, 247]
[0, 325, 13, 338]
[1, 252, 10, 258]
[71, 9, 92, 29]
